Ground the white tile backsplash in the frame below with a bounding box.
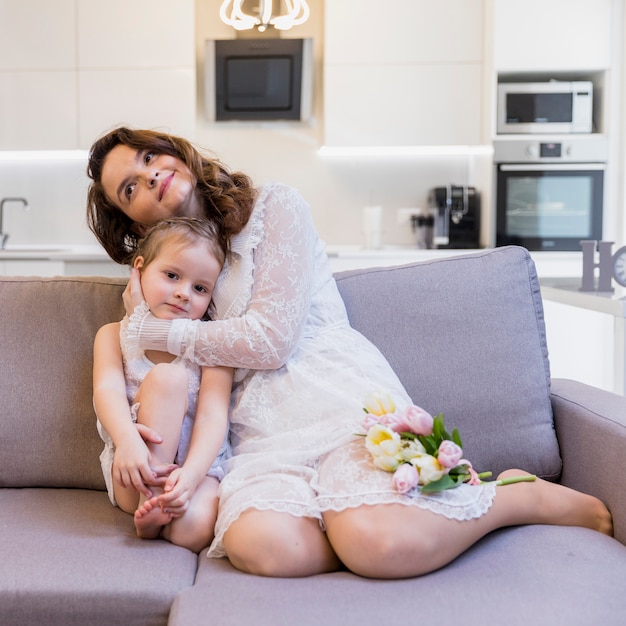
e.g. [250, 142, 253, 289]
[0, 157, 96, 246]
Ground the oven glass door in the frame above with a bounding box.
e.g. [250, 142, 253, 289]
[496, 163, 604, 251]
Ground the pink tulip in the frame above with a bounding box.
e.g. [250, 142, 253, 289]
[392, 463, 419, 494]
[400, 405, 434, 436]
[437, 440, 463, 469]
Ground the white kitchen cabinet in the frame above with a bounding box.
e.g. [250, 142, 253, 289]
[323, 0, 483, 146]
[77, 0, 196, 147]
[324, 64, 482, 146]
[0, 0, 77, 150]
[493, 0, 613, 71]
[0, 0, 195, 150]
[0, 0, 75, 70]
[541, 286, 620, 394]
[78, 69, 196, 148]
[0, 72, 78, 150]
[77, 0, 194, 69]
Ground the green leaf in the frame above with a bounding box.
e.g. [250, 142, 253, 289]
[420, 474, 459, 493]
[417, 435, 438, 456]
[452, 428, 463, 448]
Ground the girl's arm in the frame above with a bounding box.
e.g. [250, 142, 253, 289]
[158, 365, 233, 512]
[131, 185, 317, 370]
[93, 323, 157, 498]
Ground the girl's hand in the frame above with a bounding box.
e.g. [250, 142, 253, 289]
[157, 467, 199, 517]
[112, 436, 156, 499]
[135, 422, 163, 445]
[123, 267, 146, 316]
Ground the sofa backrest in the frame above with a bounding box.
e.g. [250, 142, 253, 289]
[0, 276, 126, 489]
[335, 246, 561, 480]
[0, 245, 560, 490]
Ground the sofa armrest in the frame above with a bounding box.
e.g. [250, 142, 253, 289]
[550, 378, 626, 544]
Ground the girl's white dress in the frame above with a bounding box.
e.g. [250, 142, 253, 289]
[97, 315, 231, 505]
[129, 183, 496, 557]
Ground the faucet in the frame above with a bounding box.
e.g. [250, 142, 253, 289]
[0, 197, 29, 249]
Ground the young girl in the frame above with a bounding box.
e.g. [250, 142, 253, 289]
[87, 127, 611, 578]
[93, 217, 233, 553]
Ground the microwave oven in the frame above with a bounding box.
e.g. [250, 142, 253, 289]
[205, 38, 313, 122]
[497, 81, 593, 134]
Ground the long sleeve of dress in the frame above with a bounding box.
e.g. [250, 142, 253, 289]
[133, 184, 318, 370]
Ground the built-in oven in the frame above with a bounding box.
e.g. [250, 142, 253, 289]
[494, 137, 607, 251]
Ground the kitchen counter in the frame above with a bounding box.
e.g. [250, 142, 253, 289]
[324, 245, 583, 277]
[0, 244, 585, 279]
[0, 244, 111, 261]
[0, 244, 128, 277]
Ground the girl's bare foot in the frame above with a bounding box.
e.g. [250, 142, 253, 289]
[134, 496, 173, 539]
[497, 469, 613, 536]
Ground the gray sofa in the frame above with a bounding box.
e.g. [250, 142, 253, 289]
[2, 245, 626, 626]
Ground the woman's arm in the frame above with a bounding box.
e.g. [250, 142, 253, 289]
[133, 185, 318, 369]
[93, 323, 158, 498]
[157, 365, 233, 513]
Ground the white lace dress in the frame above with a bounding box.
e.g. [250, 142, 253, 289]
[130, 183, 496, 558]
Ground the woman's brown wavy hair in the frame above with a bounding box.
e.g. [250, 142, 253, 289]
[86, 127, 256, 265]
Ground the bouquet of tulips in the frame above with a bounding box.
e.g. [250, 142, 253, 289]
[361, 392, 535, 494]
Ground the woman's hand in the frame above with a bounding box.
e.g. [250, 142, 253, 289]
[123, 267, 146, 316]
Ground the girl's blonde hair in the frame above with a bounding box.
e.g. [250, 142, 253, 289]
[132, 217, 226, 270]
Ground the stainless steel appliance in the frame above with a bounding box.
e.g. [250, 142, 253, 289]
[497, 81, 593, 134]
[494, 136, 607, 251]
[427, 185, 480, 249]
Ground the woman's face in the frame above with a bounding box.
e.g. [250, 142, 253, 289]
[100, 144, 204, 229]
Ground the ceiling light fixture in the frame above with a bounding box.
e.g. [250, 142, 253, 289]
[219, 0, 310, 32]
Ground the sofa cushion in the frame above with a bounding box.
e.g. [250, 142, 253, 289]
[0, 488, 197, 626]
[170, 527, 626, 626]
[0, 276, 126, 489]
[334, 246, 560, 479]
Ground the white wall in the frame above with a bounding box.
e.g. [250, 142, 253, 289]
[1, 0, 487, 249]
[0, 0, 621, 253]
[193, 0, 487, 248]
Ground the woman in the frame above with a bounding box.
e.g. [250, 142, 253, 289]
[87, 127, 611, 578]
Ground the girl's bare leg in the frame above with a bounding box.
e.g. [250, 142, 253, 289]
[223, 509, 342, 577]
[162, 476, 220, 553]
[130, 363, 188, 539]
[323, 470, 612, 579]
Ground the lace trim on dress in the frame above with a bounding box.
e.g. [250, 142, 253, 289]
[122, 301, 150, 360]
[207, 482, 497, 559]
[316, 482, 497, 522]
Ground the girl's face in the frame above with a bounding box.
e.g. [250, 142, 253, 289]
[135, 240, 222, 321]
[101, 144, 204, 230]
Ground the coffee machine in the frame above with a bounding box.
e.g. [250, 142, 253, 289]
[427, 185, 480, 249]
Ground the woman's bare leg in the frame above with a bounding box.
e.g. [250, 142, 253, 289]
[223, 509, 342, 577]
[323, 470, 612, 579]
